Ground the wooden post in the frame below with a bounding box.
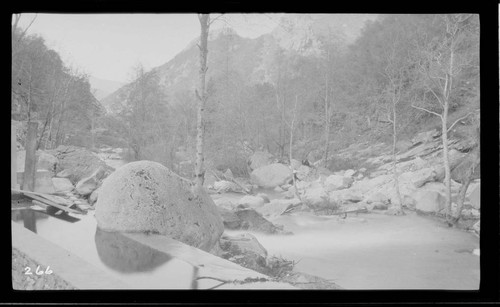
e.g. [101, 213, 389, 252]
[22, 121, 38, 192]
[11, 124, 17, 188]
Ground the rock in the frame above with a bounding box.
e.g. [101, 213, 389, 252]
[402, 195, 416, 209]
[256, 198, 301, 219]
[248, 151, 275, 172]
[213, 180, 240, 193]
[256, 193, 270, 203]
[366, 192, 390, 204]
[385, 206, 405, 216]
[359, 167, 367, 173]
[224, 168, 234, 179]
[472, 249, 480, 256]
[51, 177, 74, 193]
[411, 189, 446, 213]
[235, 209, 287, 234]
[75, 166, 107, 196]
[94, 160, 224, 252]
[356, 174, 364, 180]
[324, 175, 352, 191]
[217, 207, 242, 229]
[450, 153, 480, 183]
[344, 169, 356, 178]
[395, 140, 413, 152]
[296, 165, 312, 180]
[56, 169, 72, 178]
[372, 202, 388, 210]
[329, 188, 364, 204]
[434, 149, 466, 182]
[468, 184, 480, 209]
[274, 186, 284, 193]
[36, 151, 58, 174]
[301, 186, 331, 209]
[412, 129, 439, 145]
[460, 208, 480, 219]
[290, 159, 301, 170]
[203, 172, 217, 188]
[49, 145, 112, 184]
[250, 163, 292, 189]
[89, 188, 99, 205]
[213, 197, 237, 210]
[400, 167, 437, 188]
[219, 233, 268, 274]
[237, 195, 265, 209]
[472, 221, 480, 234]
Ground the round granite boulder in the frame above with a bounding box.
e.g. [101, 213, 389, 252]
[94, 160, 224, 252]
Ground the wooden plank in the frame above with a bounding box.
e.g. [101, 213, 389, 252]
[11, 188, 73, 206]
[12, 190, 81, 215]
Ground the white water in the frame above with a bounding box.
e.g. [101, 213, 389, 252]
[227, 211, 480, 290]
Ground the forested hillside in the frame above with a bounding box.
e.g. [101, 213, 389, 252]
[98, 14, 479, 178]
[11, 17, 104, 150]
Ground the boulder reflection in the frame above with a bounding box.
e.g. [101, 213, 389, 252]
[95, 228, 172, 273]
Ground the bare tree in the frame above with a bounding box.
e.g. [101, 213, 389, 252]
[380, 34, 408, 215]
[411, 14, 478, 221]
[194, 13, 219, 189]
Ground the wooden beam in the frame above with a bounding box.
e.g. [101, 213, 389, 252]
[12, 188, 81, 215]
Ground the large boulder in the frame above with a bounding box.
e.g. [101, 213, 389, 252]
[234, 208, 289, 234]
[219, 233, 268, 275]
[237, 195, 265, 209]
[411, 188, 446, 213]
[51, 177, 74, 194]
[412, 129, 439, 145]
[450, 153, 480, 183]
[251, 163, 292, 189]
[212, 180, 241, 193]
[248, 151, 275, 172]
[256, 198, 301, 219]
[75, 166, 108, 196]
[89, 188, 99, 205]
[94, 160, 224, 252]
[49, 145, 112, 184]
[301, 186, 330, 209]
[217, 207, 243, 229]
[399, 167, 437, 188]
[324, 175, 352, 191]
[468, 184, 480, 209]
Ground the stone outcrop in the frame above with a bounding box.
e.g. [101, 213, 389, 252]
[250, 163, 292, 189]
[50, 145, 112, 184]
[51, 177, 74, 194]
[75, 166, 107, 196]
[94, 160, 224, 252]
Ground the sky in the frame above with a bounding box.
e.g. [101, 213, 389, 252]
[15, 13, 283, 83]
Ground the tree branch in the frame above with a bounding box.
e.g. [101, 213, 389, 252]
[447, 112, 475, 132]
[411, 104, 443, 118]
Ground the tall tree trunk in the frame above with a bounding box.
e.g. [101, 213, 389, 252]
[392, 103, 403, 211]
[442, 102, 452, 220]
[323, 71, 330, 168]
[194, 14, 210, 190]
[289, 95, 302, 201]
